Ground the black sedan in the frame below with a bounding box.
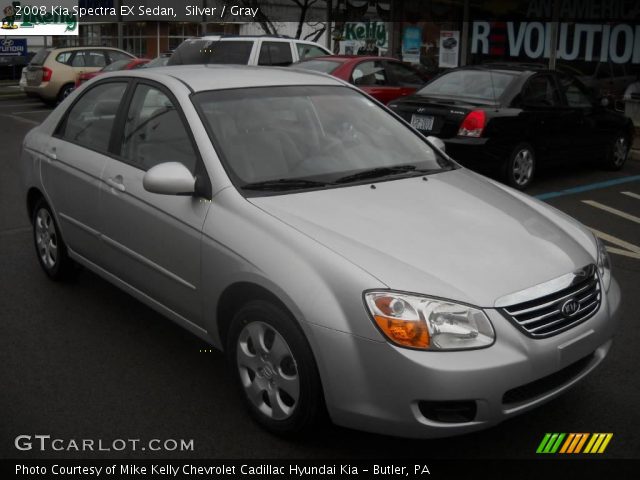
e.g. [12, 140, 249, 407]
[388, 64, 634, 189]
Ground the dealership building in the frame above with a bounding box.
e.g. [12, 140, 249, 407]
[2, 0, 640, 99]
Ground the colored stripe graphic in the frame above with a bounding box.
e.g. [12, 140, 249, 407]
[537, 433, 613, 454]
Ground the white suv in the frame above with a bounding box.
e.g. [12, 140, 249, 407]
[168, 35, 330, 67]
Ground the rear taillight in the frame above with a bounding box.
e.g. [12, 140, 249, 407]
[42, 67, 52, 82]
[457, 110, 486, 138]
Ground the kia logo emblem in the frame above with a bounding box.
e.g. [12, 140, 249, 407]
[560, 298, 580, 318]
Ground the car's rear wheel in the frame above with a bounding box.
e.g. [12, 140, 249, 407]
[602, 134, 629, 171]
[227, 300, 324, 436]
[32, 199, 74, 280]
[57, 83, 74, 104]
[504, 143, 536, 190]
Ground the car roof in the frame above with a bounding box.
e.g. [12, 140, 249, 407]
[299, 55, 399, 63]
[195, 35, 317, 43]
[105, 64, 344, 91]
[462, 63, 551, 74]
[48, 46, 129, 53]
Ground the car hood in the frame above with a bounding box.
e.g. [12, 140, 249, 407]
[249, 169, 595, 307]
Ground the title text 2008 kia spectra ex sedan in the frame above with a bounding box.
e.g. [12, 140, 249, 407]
[20, 65, 621, 438]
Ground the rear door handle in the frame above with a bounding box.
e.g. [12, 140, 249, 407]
[106, 175, 125, 192]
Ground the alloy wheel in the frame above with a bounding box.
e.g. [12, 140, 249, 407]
[612, 136, 628, 168]
[236, 321, 300, 420]
[35, 208, 58, 270]
[512, 148, 534, 187]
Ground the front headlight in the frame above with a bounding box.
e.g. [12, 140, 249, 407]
[596, 237, 611, 292]
[364, 291, 495, 351]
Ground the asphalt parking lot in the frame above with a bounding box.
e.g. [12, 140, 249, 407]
[1, 95, 639, 460]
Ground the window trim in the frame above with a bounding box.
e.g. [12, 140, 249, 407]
[53, 77, 212, 200]
[520, 73, 562, 109]
[53, 78, 132, 155]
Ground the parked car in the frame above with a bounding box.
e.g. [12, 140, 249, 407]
[293, 55, 429, 104]
[75, 58, 150, 88]
[168, 35, 330, 67]
[389, 65, 634, 189]
[22, 65, 619, 438]
[22, 46, 135, 105]
[141, 52, 173, 69]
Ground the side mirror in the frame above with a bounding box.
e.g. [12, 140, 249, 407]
[427, 136, 446, 153]
[143, 162, 195, 196]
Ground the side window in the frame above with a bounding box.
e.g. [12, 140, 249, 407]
[71, 51, 106, 68]
[120, 84, 197, 173]
[386, 62, 424, 86]
[522, 75, 561, 107]
[205, 40, 253, 64]
[258, 42, 293, 66]
[296, 43, 327, 60]
[559, 76, 594, 108]
[106, 50, 131, 63]
[55, 52, 72, 65]
[60, 82, 127, 152]
[351, 61, 389, 86]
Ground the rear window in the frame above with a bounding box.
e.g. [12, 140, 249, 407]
[419, 70, 516, 101]
[168, 39, 252, 65]
[30, 49, 51, 66]
[295, 59, 341, 74]
[102, 59, 129, 72]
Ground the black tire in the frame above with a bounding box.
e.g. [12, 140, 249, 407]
[57, 83, 74, 104]
[226, 300, 324, 436]
[32, 198, 75, 280]
[504, 142, 536, 190]
[602, 133, 629, 171]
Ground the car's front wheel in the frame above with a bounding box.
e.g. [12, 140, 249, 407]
[602, 134, 629, 171]
[504, 142, 536, 190]
[227, 300, 324, 436]
[32, 199, 74, 280]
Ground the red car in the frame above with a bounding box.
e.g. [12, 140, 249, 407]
[75, 58, 150, 88]
[294, 55, 430, 104]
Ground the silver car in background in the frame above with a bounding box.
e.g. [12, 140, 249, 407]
[20, 65, 620, 438]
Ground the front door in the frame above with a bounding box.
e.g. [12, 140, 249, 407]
[99, 81, 210, 324]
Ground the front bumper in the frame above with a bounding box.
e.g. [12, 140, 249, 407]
[307, 278, 621, 438]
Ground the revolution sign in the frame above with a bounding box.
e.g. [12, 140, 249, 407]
[471, 21, 640, 64]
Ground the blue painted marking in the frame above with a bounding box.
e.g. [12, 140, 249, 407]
[535, 175, 640, 200]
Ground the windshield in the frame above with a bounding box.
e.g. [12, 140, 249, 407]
[419, 69, 516, 101]
[192, 86, 453, 195]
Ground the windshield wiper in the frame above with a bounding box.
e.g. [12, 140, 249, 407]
[334, 165, 425, 184]
[241, 178, 333, 191]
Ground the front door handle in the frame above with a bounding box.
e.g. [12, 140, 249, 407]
[106, 175, 125, 192]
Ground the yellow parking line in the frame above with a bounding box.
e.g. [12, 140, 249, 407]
[582, 200, 640, 225]
[621, 191, 640, 200]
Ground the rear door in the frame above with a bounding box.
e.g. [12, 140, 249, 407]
[384, 60, 427, 100]
[350, 60, 400, 104]
[516, 73, 566, 161]
[557, 74, 600, 160]
[257, 40, 294, 66]
[98, 80, 210, 323]
[43, 80, 128, 260]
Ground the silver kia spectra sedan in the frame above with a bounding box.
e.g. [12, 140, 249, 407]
[21, 65, 620, 438]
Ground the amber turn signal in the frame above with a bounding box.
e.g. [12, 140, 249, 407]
[373, 315, 430, 349]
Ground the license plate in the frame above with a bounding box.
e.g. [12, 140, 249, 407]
[411, 114, 434, 131]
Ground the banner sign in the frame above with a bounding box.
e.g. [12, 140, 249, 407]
[0, 38, 27, 56]
[471, 21, 640, 64]
[0, 0, 78, 35]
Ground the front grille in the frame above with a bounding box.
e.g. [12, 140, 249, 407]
[500, 267, 601, 338]
[503, 353, 595, 406]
